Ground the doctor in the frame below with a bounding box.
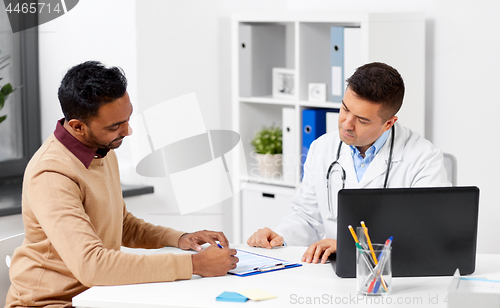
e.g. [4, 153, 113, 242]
[247, 62, 450, 263]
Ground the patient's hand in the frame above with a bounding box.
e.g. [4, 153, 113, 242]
[191, 244, 238, 277]
[178, 230, 229, 251]
[301, 239, 337, 264]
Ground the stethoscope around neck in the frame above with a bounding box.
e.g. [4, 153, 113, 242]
[325, 125, 395, 221]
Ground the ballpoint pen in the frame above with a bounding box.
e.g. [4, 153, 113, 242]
[356, 243, 376, 274]
[349, 225, 374, 266]
[349, 225, 375, 268]
[359, 243, 389, 292]
[365, 236, 392, 293]
[352, 225, 371, 256]
[349, 225, 387, 292]
[372, 237, 392, 293]
[253, 263, 284, 272]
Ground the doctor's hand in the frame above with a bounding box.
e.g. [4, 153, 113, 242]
[246, 227, 284, 249]
[301, 239, 337, 264]
[178, 230, 229, 252]
[192, 244, 239, 277]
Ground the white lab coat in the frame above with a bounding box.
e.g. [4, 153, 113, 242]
[274, 122, 451, 246]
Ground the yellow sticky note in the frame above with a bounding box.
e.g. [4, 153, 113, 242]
[237, 288, 277, 301]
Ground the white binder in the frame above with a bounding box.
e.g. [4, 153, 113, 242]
[344, 27, 363, 81]
[282, 107, 297, 184]
[330, 26, 344, 102]
[238, 24, 252, 97]
[326, 110, 340, 134]
[238, 24, 287, 97]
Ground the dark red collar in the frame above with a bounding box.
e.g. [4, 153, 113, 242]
[53, 118, 109, 169]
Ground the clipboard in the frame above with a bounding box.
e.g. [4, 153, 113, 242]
[228, 249, 302, 277]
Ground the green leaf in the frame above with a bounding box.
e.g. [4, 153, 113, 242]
[1, 83, 13, 96]
[0, 92, 4, 110]
[0, 115, 6, 124]
[251, 123, 283, 155]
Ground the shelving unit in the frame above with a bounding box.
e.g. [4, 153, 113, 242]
[231, 12, 425, 243]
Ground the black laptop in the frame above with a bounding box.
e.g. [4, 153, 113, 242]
[335, 186, 479, 278]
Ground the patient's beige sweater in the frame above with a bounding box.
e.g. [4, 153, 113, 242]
[5, 128, 192, 308]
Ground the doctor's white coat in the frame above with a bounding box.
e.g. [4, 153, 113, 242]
[274, 122, 451, 246]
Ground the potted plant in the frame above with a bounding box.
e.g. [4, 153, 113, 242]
[0, 50, 14, 124]
[251, 124, 283, 178]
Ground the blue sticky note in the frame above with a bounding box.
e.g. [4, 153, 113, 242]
[216, 291, 249, 302]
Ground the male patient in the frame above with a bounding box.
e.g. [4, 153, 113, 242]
[5, 61, 238, 308]
[247, 62, 450, 263]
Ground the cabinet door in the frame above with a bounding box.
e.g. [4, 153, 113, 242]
[241, 183, 295, 241]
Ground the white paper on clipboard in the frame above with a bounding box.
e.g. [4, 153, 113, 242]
[229, 249, 301, 277]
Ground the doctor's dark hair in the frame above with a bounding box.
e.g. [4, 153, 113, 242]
[346, 62, 404, 122]
[58, 61, 127, 123]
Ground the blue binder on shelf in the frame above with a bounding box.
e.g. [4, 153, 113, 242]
[331, 26, 344, 102]
[302, 109, 328, 178]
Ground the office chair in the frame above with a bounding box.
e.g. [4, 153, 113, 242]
[0, 233, 24, 304]
[443, 153, 457, 186]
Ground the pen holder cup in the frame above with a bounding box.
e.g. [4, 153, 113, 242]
[356, 243, 392, 296]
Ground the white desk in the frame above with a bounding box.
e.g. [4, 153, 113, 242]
[73, 245, 500, 308]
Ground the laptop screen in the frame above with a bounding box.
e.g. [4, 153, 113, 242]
[335, 186, 479, 278]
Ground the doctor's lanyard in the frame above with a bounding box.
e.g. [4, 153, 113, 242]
[325, 125, 395, 221]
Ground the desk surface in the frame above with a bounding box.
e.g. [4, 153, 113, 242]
[73, 245, 500, 308]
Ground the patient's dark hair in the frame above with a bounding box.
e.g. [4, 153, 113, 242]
[346, 62, 405, 122]
[58, 61, 127, 122]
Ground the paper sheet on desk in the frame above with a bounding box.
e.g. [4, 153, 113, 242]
[448, 269, 500, 308]
[229, 249, 301, 277]
[457, 277, 500, 293]
[451, 268, 500, 294]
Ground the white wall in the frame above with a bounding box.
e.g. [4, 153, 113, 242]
[38, 0, 137, 139]
[429, 0, 500, 254]
[38, 0, 148, 229]
[37, 0, 241, 239]
[37, 0, 500, 252]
